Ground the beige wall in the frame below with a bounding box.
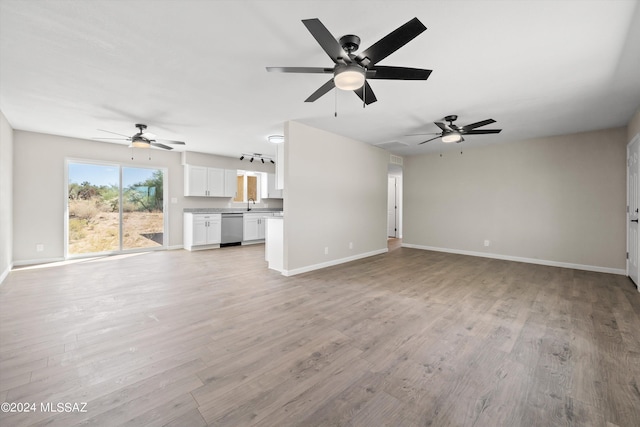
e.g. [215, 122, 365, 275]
[628, 107, 640, 142]
[12, 131, 280, 264]
[403, 127, 628, 272]
[283, 121, 388, 274]
[0, 111, 13, 283]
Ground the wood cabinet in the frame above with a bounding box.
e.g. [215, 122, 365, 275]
[184, 165, 236, 197]
[184, 213, 221, 250]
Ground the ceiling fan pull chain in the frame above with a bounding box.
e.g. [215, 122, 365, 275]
[363, 68, 367, 109]
[334, 87, 338, 118]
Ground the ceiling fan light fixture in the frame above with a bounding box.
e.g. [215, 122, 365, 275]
[334, 65, 365, 90]
[442, 133, 462, 143]
[130, 137, 150, 148]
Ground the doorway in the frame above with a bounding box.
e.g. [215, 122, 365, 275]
[66, 160, 166, 257]
[388, 177, 398, 238]
[387, 163, 402, 239]
[628, 135, 639, 288]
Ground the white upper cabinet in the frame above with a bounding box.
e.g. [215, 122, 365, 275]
[224, 169, 237, 198]
[184, 165, 237, 197]
[266, 173, 283, 199]
[185, 165, 208, 196]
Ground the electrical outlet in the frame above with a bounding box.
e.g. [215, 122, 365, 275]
[349, 242, 353, 249]
[484, 240, 490, 247]
[36, 244, 44, 252]
[324, 247, 329, 255]
[171, 197, 178, 204]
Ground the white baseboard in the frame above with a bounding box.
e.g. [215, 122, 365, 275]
[13, 257, 65, 267]
[401, 243, 626, 276]
[282, 248, 388, 277]
[166, 245, 184, 250]
[0, 263, 13, 285]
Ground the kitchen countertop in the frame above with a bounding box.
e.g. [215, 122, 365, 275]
[184, 208, 283, 214]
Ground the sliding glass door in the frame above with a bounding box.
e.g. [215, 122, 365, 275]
[67, 161, 166, 257]
[122, 167, 164, 250]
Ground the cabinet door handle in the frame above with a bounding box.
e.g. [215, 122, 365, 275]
[632, 219, 639, 223]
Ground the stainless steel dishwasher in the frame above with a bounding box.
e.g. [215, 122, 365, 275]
[221, 213, 243, 247]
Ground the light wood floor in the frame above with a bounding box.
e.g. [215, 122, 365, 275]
[1, 242, 639, 426]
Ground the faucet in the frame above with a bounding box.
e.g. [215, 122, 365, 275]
[247, 198, 255, 211]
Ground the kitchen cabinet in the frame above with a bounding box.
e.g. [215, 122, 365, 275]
[184, 165, 236, 197]
[266, 173, 283, 199]
[243, 212, 273, 241]
[224, 169, 238, 198]
[184, 213, 221, 250]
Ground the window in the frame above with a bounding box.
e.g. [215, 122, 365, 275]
[233, 171, 262, 203]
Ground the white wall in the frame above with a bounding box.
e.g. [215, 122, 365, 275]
[629, 107, 640, 142]
[283, 121, 388, 274]
[0, 111, 13, 283]
[12, 131, 280, 264]
[403, 127, 628, 273]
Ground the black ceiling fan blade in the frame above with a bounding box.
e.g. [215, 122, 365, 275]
[355, 17, 426, 66]
[150, 142, 173, 150]
[266, 67, 333, 74]
[368, 66, 432, 80]
[354, 81, 377, 105]
[460, 119, 496, 130]
[434, 122, 450, 132]
[305, 78, 336, 102]
[404, 132, 440, 136]
[462, 129, 502, 135]
[302, 18, 351, 64]
[418, 136, 441, 145]
[97, 129, 131, 138]
[155, 139, 186, 145]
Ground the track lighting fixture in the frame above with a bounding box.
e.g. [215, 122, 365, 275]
[239, 153, 275, 165]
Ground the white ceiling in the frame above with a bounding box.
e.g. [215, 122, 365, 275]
[1, 0, 639, 159]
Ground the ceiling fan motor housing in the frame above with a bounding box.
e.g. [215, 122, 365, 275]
[339, 34, 360, 53]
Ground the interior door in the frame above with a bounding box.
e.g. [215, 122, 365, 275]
[388, 177, 397, 238]
[628, 137, 639, 286]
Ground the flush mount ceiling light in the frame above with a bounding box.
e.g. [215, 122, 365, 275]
[267, 135, 284, 144]
[442, 133, 462, 143]
[333, 64, 366, 90]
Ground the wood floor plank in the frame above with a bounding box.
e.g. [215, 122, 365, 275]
[1, 243, 639, 426]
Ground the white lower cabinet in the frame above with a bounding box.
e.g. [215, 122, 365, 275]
[243, 212, 273, 241]
[184, 213, 221, 250]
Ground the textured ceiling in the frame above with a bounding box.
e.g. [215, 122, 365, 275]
[1, 0, 639, 159]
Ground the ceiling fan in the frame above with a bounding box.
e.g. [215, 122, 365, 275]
[266, 17, 432, 105]
[93, 124, 186, 150]
[410, 115, 502, 144]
